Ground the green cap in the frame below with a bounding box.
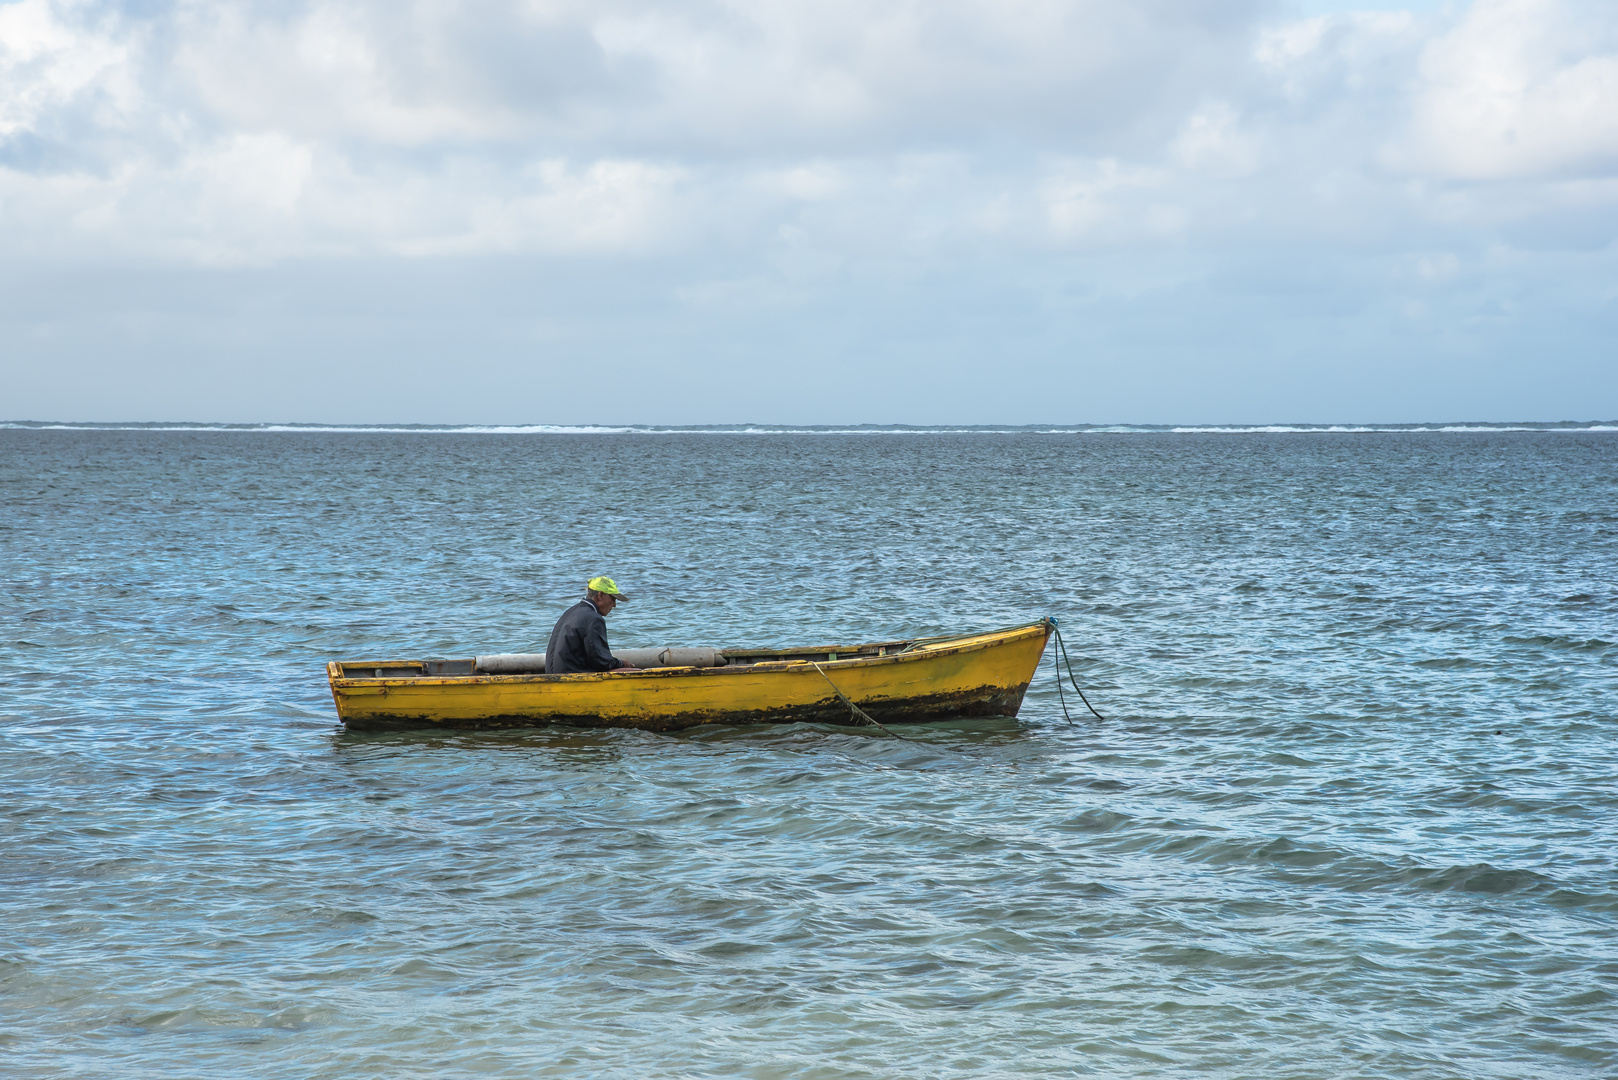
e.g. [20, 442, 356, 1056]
[587, 576, 630, 601]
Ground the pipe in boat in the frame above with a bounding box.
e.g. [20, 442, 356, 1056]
[475, 647, 725, 674]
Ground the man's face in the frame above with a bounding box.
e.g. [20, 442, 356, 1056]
[590, 591, 619, 616]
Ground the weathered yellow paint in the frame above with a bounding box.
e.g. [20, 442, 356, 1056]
[329, 620, 1053, 731]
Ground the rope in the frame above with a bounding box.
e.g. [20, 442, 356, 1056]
[1049, 620, 1107, 725]
[810, 662, 922, 743]
[820, 619, 1106, 732]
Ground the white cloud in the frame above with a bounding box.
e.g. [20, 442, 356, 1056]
[0, 0, 1615, 268]
[1039, 158, 1168, 242]
[1170, 101, 1261, 176]
[0, 0, 132, 138]
[1398, 0, 1618, 179]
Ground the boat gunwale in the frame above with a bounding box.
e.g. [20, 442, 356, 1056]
[328, 621, 1051, 690]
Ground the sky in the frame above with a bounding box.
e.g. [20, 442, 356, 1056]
[1, 0, 1614, 425]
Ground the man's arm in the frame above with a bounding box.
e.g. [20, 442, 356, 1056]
[584, 616, 635, 671]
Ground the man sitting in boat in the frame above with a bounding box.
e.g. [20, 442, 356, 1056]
[545, 577, 639, 674]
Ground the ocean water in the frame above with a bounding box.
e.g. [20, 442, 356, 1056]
[2, 427, 1614, 1079]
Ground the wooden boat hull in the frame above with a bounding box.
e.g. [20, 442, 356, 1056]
[329, 621, 1052, 732]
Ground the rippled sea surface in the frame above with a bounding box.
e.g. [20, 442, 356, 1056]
[3, 429, 1616, 1079]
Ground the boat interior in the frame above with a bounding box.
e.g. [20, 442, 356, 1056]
[335, 637, 925, 680]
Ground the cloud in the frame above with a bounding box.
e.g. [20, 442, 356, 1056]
[0, 0, 1614, 422]
[0, 0, 1277, 263]
[1398, 0, 1618, 180]
[0, 0, 126, 132]
[3, 0, 1615, 265]
[1170, 100, 1262, 176]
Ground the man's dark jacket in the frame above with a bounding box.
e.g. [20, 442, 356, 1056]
[545, 599, 622, 674]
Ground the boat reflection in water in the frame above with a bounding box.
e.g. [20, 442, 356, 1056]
[328, 620, 1053, 732]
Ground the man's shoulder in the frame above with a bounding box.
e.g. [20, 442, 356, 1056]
[562, 600, 602, 624]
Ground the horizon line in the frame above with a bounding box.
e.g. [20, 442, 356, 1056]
[4, 419, 1617, 434]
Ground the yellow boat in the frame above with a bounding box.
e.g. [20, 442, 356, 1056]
[328, 619, 1053, 731]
